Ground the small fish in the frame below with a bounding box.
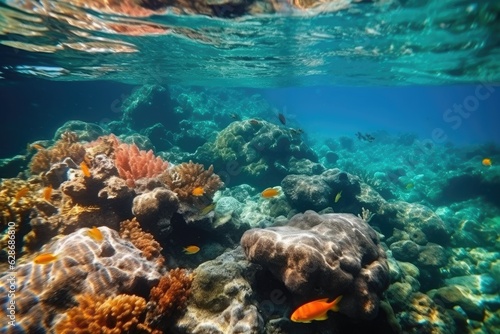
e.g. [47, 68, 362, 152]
[249, 119, 260, 125]
[291, 295, 343, 323]
[229, 113, 240, 120]
[200, 203, 216, 216]
[80, 161, 91, 177]
[278, 113, 286, 125]
[87, 226, 103, 242]
[405, 182, 414, 190]
[31, 143, 45, 150]
[482, 158, 492, 167]
[261, 187, 280, 198]
[192, 186, 205, 197]
[34, 253, 58, 265]
[15, 187, 30, 201]
[334, 191, 342, 203]
[183, 245, 200, 255]
[42, 185, 53, 201]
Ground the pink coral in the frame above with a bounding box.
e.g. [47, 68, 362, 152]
[114, 143, 168, 187]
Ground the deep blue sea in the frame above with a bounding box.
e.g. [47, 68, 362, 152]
[0, 1, 499, 334]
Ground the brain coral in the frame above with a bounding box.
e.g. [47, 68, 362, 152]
[0, 227, 162, 333]
[241, 211, 390, 320]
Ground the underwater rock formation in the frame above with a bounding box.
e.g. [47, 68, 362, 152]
[174, 248, 263, 334]
[195, 119, 318, 188]
[0, 227, 162, 333]
[241, 211, 389, 320]
[281, 168, 361, 212]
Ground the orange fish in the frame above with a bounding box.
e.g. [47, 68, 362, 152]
[261, 187, 280, 198]
[192, 187, 204, 197]
[80, 161, 91, 177]
[291, 295, 343, 323]
[87, 226, 103, 242]
[15, 187, 29, 201]
[183, 245, 200, 254]
[482, 158, 492, 166]
[42, 185, 53, 201]
[34, 253, 58, 265]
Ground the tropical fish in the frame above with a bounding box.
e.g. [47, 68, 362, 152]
[15, 187, 29, 201]
[34, 253, 58, 265]
[87, 226, 103, 242]
[183, 245, 200, 255]
[482, 158, 492, 166]
[261, 187, 280, 198]
[192, 186, 205, 197]
[80, 161, 91, 177]
[290, 295, 343, 323]
[334, 191, 342, 203]
[42, 185, 53, 201]
[200, 203, 216, 216]
[31, 143, 45, 150]
[278, 113, 286, 125]
[405, 182, 414, 190]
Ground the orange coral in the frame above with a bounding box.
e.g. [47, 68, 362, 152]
[30, 131, 87, 174]
[160, 161, 223, 204]
[120, 218, 164, 266]
[148, 268, 193, 321]
[114, 143, 168, 187]
[55, 293, 158, 334]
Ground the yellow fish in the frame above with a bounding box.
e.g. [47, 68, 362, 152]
[15, 187, 29, 201]
[334, 191, 342, 203]
[87, 226, 103, 242]
[183, 245, 200, 255]
[200, 203, 216, 216]
[482, 158, 492, 166]
[291, 295, 342, 323]
[34, 253, 58, 265]
[192, 187, 204, 197]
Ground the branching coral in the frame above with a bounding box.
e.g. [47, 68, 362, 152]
[114, 143, 168, 187]
[160, 161, 223, 204]
[147, 268, 193, 324]
[120, 218, 164, 266]
[30, 131, 87, 174]
[55, 293, 158, 334]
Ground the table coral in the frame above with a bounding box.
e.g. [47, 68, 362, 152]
[241, 211, 390, 320]
[55, 293, 158, 334]
[29, 131, 87, 175]
[114, 142, 169, 187]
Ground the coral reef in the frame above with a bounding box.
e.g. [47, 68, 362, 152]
[132, 187, 179, 236]
[0, 227, 162, 333]
[174, 248, 263, 334]
[114, 143, 169, 187]
[146, 268, 194, 330]
[194, 119, 318, 188]
[29, 131, 87, 174]
[55, 293, 157, 334]
[160, 160, 223, 206]
[120, 218, 164, 266]
[241, 211, 390, 320]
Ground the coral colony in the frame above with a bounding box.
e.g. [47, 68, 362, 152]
[0, 86, 499, 334]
